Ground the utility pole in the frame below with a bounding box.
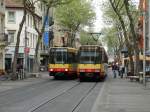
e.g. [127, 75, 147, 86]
[143, 10, 146, 87]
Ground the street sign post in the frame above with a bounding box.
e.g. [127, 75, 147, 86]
[44, 16, 49, 47]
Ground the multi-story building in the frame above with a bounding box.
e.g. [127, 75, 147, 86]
[5, 0, 41, 72]
[53, 22, 81, 48]
[138, 0, 150, 51]
[4, 0, 54, 72]
[0, 0, 7, 75]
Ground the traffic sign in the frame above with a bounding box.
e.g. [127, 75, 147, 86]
[24, 47, 30, 54]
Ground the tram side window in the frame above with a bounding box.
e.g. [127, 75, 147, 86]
[101, 52, 105, 63]
[103, 54, 108, 63]
[96, 52, 102, 63]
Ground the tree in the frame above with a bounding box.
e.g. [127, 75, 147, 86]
[30, 0, 74, 73]
[124, 0, 140, 75]
[12, 0, 29, 80]
[102, 27, 124, 61]
[80, 31, 99, 45]
[102, 0, 132, 64]
[102, 0, 139, 74]
[11, 0, 74, 79]
[55, 0, 95, 47]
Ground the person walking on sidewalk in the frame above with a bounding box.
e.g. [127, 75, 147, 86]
[119, 64, 124, 78]
[112, 63, 118, 78]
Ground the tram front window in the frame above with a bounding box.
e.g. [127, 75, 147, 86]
[50, 51, 67, 64]
[79, 51, 101, 64]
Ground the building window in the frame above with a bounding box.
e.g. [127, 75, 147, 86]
[8, 11, 15, 23]
[1, 17, 4, 33]
[30, 15, 32, 27]
[1, 0, 4, 6]
[30, 33, 32, 47]
[28, 15, 30, 26]
[27, 32, 30, 46]
[8, 31, 15, 43]
[33, 34, 35, 48]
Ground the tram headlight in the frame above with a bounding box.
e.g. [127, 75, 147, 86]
[50, 69, 53, 71]
[95, 69, 100, 72]
[65, 68, 68, 71]
[80, 69, 85, 72]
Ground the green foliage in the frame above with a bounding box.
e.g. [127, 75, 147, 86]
[40, 0, 73, 7]
[102, 0, 139, 54]
[101, 0, 124, 54]
[80, 31, 98, 45]
[101, 27, 120, 53]
[55, 0, 95, 31]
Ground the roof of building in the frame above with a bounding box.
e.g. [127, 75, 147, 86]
[5, 0, 23, 8]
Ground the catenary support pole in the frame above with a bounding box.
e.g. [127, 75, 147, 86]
[143, 11, 146, 87]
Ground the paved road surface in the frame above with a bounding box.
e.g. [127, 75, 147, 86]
[0, 75, 104, 112]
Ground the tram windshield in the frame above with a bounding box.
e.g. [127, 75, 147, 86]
[50, 50, 67, 64]
[79, 51, 102, 64]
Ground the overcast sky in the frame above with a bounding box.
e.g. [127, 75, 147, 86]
[91, 0, 105, 32]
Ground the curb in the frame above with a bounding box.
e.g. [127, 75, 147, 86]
[91, 81, 108, 112]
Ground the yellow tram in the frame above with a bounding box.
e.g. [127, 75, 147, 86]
[49, 47, 78, 79]
[77, 45, 108, 81]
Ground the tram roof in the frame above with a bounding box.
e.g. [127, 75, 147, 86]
[50, 47, 77, 53]
[79, 45, 108, 58]
[79, 45, 104, 50]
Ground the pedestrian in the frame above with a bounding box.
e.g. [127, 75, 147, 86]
[119, 64, 124, 78]
[112, 63, 117, 78]
[121, 66, 125, 78]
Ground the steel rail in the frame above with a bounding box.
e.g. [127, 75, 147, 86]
[30, 82, 81, 112]
[71, 83, 97, 112]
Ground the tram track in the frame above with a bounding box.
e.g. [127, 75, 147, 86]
[30, 82, 81, 112]
[71, 83, 97, 112]
[0, 80, 79, 108]
[30, 82, 97, 112]
[0, 79, 64, 97]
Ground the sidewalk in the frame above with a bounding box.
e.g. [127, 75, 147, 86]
[0, 72, 50, 93]
[92, 70, 150, 112]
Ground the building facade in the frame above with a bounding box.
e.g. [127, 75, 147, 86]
[0, 0, 7, 75]
[138, 0, 150, 51]
[5, 0, 41, 72]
